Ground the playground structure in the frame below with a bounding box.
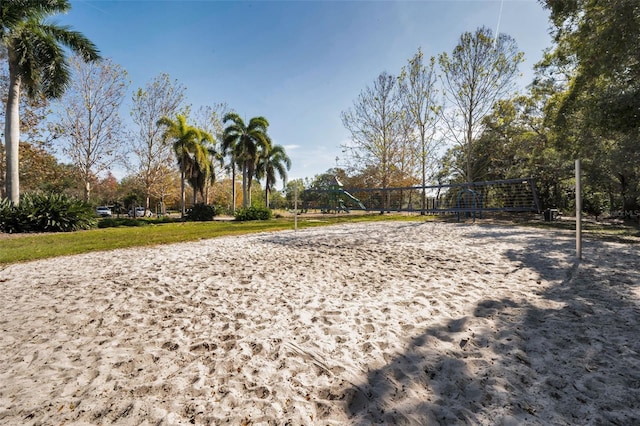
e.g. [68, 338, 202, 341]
[301, 177, 541, 217]
[303, 176, 366, 213]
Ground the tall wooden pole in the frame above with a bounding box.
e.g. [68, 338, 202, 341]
[294, 186, 298, 232]
[576, 159, 582, 260]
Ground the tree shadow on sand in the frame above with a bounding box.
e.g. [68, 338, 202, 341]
[344, 229, 640, 424]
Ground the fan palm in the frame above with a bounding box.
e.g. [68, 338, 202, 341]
[1, 0, 100, 204]
[222, 113, 271, 208]
[256, 144, 291, 209]
[157, 114, 213, 218]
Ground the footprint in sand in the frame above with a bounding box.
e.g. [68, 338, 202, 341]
[361, 342, 376, 354]
[220, 334, 236, 351]
[249, 341, 263, 355]
[190, 342, 217, 352]
[162, 342, 179, 351]
[252, 386, 270, 399]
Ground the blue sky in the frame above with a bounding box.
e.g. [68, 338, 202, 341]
[63, 0, 552, 186]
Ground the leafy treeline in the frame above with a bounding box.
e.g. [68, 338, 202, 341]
[0, 1, 291, 217]
[336, 3, 639, 217]
[538, 0, 640, 215]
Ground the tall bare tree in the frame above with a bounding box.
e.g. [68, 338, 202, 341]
[439, 26, 523, 182]
[130, 73, 186, 212]
[341, 71, 405, 208]
[54, 56, 128, 202]
[57, 57, 129, 202]
[399, 48, 443, 213]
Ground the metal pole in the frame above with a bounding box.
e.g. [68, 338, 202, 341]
[576, 159, 582, 260]
[294, 186, 298, 232]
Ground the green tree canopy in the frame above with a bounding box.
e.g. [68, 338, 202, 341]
[539, 0, 640, 212]
[541, 0, 640, 131]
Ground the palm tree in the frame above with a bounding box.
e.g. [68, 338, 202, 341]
[203, 143, 224, 204]
[1, 0, 100, 204]
[222, 113, 271, 208]
[187, 136, 221, 205]
[256, 144, 291, 209]
[220, 135, 239, 214]
[157, 114, 213, 218]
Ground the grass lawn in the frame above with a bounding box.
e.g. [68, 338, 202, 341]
[1, 213, 638, 265]
[0, 214, 421, 265]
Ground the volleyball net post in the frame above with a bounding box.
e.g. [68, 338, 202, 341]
[576, 160, 582, 260]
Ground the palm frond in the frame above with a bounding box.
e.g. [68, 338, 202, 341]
[4, 9, 100, 99]
[157, 114, 215, 197]
[223, 112, 244, 126]
[256, 144, 291, 191]
[39, 21, 100, 62]
[1, 0, 70, 32]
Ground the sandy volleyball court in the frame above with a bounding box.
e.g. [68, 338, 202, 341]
[0, 221, 639, 425]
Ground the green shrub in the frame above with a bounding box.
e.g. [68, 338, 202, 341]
[234, 206, 272, 221]
[97, 216, 176, 229]
[212, 205, 234, 216]
[154, 216, 176, 224]
[98, 218, 149, 228]
[583, 192, 608, 218]
[0, 197, 20, 233]
[0, 193, 96, 233]
[185, 203, 217, 222]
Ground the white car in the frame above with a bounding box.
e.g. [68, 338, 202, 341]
[96, 206, 112, 217]
[128, 207, 152, 217]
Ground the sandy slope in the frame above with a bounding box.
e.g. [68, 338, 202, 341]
[0, 221, 638, 425]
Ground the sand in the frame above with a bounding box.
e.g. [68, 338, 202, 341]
[0, 221, 639, 425]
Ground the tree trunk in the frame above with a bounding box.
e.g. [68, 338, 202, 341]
[5, 53, 21, 205]
[466, 118, 474, 183]
[618, 173, 632, 214]
[242, 161, 249, 208]
[193, 185, 197, 206]
[84, 180, 91, 202]
[421, 144, 427, 215]
[180, 168, 186, 218]
[230, 162, 236, 213]
[247, 160, 254, 207]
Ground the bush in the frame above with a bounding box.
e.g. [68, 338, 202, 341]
[0, 193, 96, 233]
[583, 191, 608, 219]
[234, 206, 272, 221]
[97, 216, 176, 228]
[97, 218, 149, 228]
[213, 205, 234, 216]
[0, 198, 18, 233]
[185, 203, 218, 222]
